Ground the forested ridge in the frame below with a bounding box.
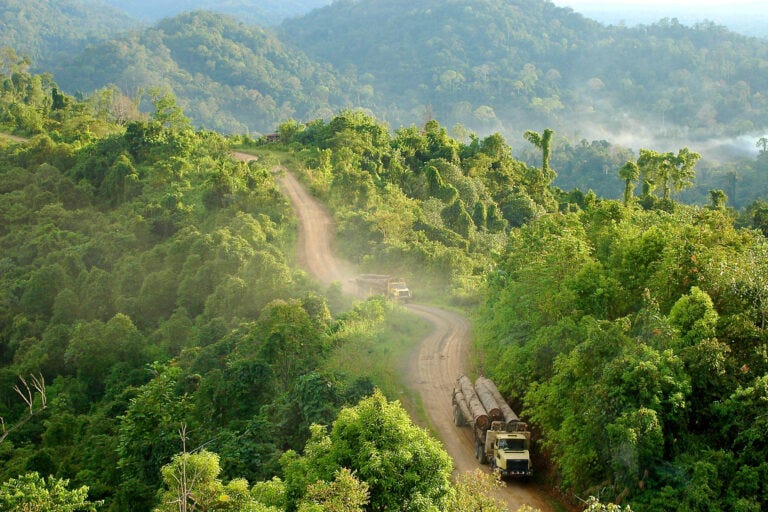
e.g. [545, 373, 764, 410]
[2, 8, 768, 512]
[101, 0, 331, 26]
[51, 11, 361, 135]
[0, 0, 137, 72]
[5, 0, 767, 209]
[4, 0, 767, 144]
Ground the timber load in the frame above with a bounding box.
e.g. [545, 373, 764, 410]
[452, 387, 472, 427]
[455, 375, 490, 431]
[476, 376, 520, 431]
[473, 378, 504, 422]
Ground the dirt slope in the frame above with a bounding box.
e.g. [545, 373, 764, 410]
[235, 152, 554, 511]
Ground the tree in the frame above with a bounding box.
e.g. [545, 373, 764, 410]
[0, 374, 47, 445]
[444, 470, 507, 512]
[117, 364, 193, 488]
[298, 468, 369, 512]
[637, 149, 667, 200]
[0, 472, 99, 512]
[668, 286, 718, 347]
[256, 299, 325, 392]
[618, 161, 640, 206]
[282, 390, 453, 511]
[523, 128, 554, 179]
[708, 189, 728, 210]
[156, 448, 230, 512]
[637, 148, 699, 201]
[149, 88, 190, 131]
[669, 148, 700, 197]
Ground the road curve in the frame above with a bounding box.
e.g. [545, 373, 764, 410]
[234, 152, 553, 511]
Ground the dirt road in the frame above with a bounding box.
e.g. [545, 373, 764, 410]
[235, 152, 553, 511]
[0, 132, 28, 143]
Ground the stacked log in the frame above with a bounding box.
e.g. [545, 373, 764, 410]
[452, 387, 472, 427]
[473, 382, 503, 422]
[476, 376, 519, 429]
[456, 375, 490, 430]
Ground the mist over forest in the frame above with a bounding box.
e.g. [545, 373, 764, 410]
[3, 1, 768, 511]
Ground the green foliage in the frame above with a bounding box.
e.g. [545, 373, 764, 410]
[0, 90, 378, 509]
[289, 113, 553, 299]
[282, 1, 768, 143]
[444, 469, 507, 512]
[51, 11, 361, 134]
[0, 472, 100, 512]
[282, 390, 452, 511]
[156, 449, 266, 512]
[478, 197, 768, 507]
[298, 468, 369, 512]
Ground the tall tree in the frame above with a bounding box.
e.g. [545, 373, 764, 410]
[618, 161, 640, 206]
[669, 147, 700, 198]
[708, 189, 728, 210]
[524, 128, 554, 178]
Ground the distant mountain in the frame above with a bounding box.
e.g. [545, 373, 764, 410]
[553, 1, 768, 39]
[52, 11, 360, 133]
[280, 0, 768, 146]
[5, 0, 767, 148]
[0, 0, 138, 70]
[102, 0, 332, 25]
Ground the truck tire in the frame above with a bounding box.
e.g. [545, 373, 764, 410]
[478, 447, 488, 465]
[476, 441, 488, 464]
[453, 404, 464, 427]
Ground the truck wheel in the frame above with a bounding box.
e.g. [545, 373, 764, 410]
[453, 405, 464, 427]
[476, 441, 487, 464]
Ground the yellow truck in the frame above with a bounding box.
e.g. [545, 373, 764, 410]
[353, 274, 412, 301]
[452, 375, 532, 478]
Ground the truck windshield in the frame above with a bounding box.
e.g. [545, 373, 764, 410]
[498, 439, 526, 451]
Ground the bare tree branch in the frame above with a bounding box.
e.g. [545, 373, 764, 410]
[0, 373, 47, 445]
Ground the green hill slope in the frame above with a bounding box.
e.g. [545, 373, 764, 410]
[281, 0, 768, 142]
[52, 11, 360, 133]
[0, 0, 137, 70]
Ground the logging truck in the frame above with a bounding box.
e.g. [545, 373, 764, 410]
[353, 274, 412, 301]
[452, 375, 532, 478]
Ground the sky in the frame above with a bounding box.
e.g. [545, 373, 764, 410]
[551, 0, 768, 37]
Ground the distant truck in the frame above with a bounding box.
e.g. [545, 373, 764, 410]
[452, 375, 532, 478]
[353, 274, 412, 301]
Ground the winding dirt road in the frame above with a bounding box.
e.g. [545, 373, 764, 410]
[235, 152, 553, 511]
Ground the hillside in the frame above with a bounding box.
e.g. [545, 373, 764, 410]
[3, 0, 767, 149]
[52, 11, 361, 134]
[281, 0, 768, 144]
[0, 0, 137, 71]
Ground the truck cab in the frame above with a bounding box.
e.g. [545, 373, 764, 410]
[492, 431, 532, 477]
[387, 279, 412, 301]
